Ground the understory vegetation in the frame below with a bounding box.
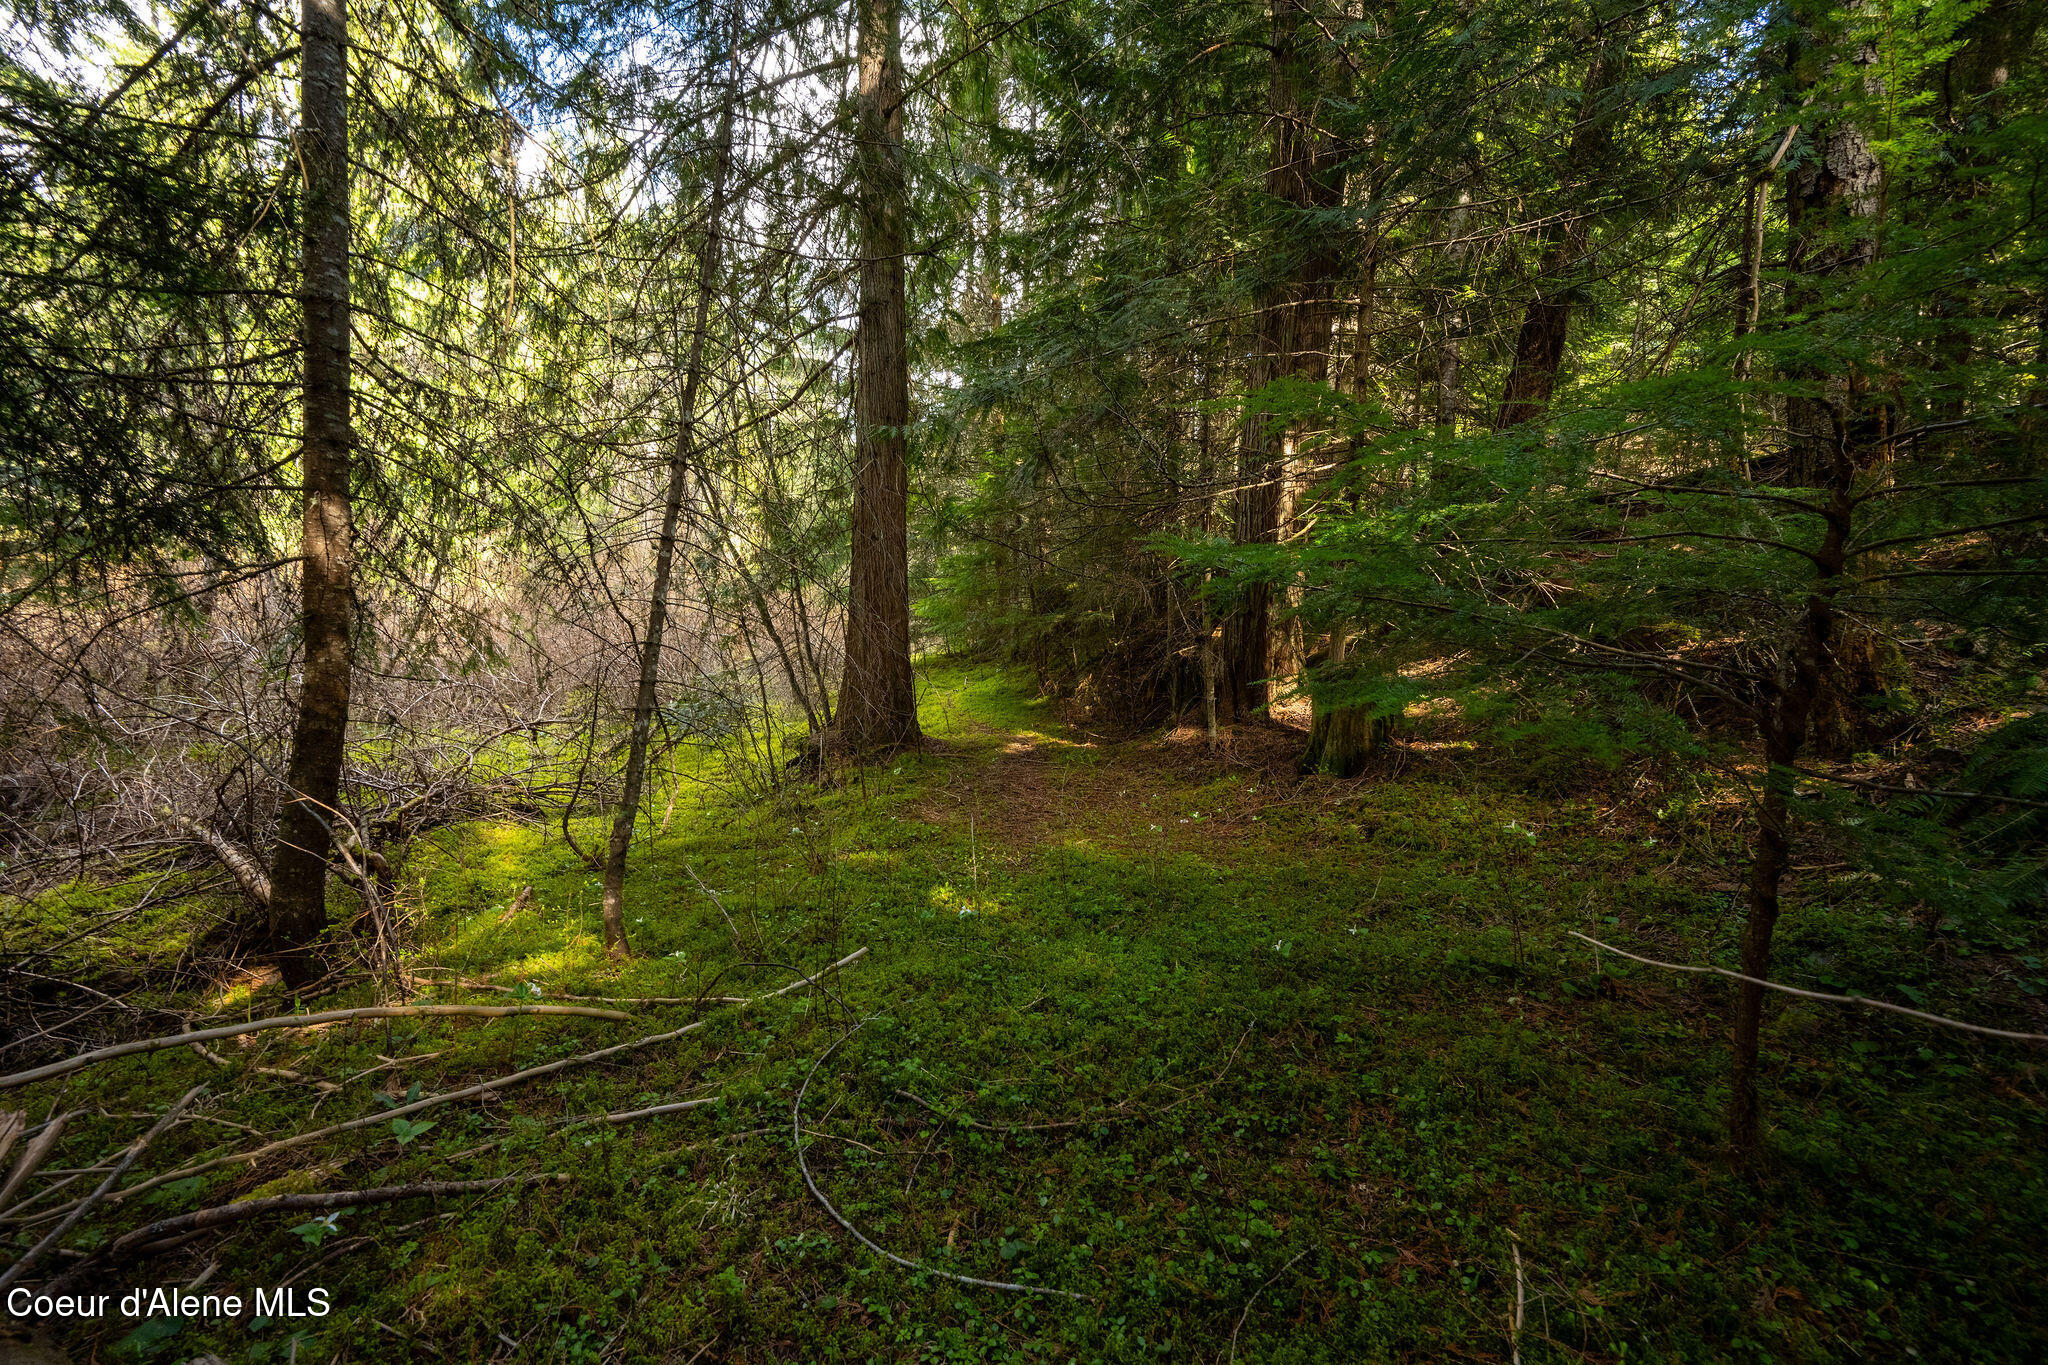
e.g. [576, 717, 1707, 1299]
[4, 0, 2047, 1356]
[5, 668, 2045, 1362]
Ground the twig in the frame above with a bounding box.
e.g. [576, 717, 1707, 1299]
[681, 860, 744, 950]
[1508, 1232, 1525, 1365]
[793, 1019, 1089, 1300]
[895, 1088, 1122, 1132]
[0, 1003, 635, 1092]
[0, 1111, 26, 1182]
[1229, 1247, 1311, 1362]
[1569, 932, 2048, 1043]
[0, 1083, 204, 1292]
[495, 885, 533, 925]
[438, 1096, 722, 1163]
[405, 970, 751, 1007]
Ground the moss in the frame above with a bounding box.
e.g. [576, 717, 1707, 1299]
[15, 664, 2047, 1364]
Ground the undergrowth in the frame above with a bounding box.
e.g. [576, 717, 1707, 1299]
[9, 665, 2046, 1363]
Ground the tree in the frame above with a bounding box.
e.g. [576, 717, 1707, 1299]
[267, 0, 356, 984]
[596, 6, 745, 960]
[838, 0, 923, 750]
[1220, 0, 1344, 720]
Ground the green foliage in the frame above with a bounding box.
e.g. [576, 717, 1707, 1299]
[22, 666, 2048, 1362]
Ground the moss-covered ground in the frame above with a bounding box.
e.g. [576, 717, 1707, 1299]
[9, 664, 2046, 1363]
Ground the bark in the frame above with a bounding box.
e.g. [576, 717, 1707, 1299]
[837, 0, 922, 750]
[1300, 626, 1386, 777]
[269, 0, 354, 986]
[1494, 31, 1629, 429]
[1222, 0, 1342, 718]
[177, 816, 271, 908]
[598, 42, 741, 959]
[1781, 12, 1882, 485]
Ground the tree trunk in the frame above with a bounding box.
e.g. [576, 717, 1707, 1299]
[268, 0, 354, 986]
[597, 44, 741, 960]
[1222, 1, 1341, 719]
[838, 0, 922, 751]
[1300, 626, 1386, 777]
[1728, 411, 1851, 1154]
[1781, 13, 1881, 485]
[1494, 29, 1630, 429]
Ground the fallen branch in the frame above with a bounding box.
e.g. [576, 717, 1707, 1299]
[171, 816, 271, 907]
[0, 1084, 204, 1293]
[1228, 1247, 1311, 1363]
[0, 1003, 635, 1092]
[1569, 931, 2048, 1043]
[106, 1173, 566, 1262]
[794, 1018, 1088, 1300]
[495, 885, 533, 926]
[0, 1113, 70, 1214]
[405, 969, 752, 1007]
[895, 1088, 1122, 1132]
[565, 1096, 721, 1131]
[14, 947, 868, 1223]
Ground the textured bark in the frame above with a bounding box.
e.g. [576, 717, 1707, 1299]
[1781, 13, 1882, 485]
[598, 48, 742, 960]
[269, 0, 354, 985]
[837, 0, 922, 750]
[1494, 33, 1629, 429]
[1221, 1, 1341, 718]
[1300, 627, 1386, 777]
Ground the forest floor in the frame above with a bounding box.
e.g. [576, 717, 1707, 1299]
[13, 664, 2048, 1363]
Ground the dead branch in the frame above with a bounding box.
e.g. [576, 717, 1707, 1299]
[170, 815, 271, 907]
[0, 1004, 635, 1092]
[103, 1172, 567, 1263]
[13, 947, 867, 1222]
[0, 1111, 22, 1171]
[1569, 931, 2048, 1043]
[0, 1113, 70, 1214]
[794, 1017, 1089, 1300]
[0, 1083, 205, 1292]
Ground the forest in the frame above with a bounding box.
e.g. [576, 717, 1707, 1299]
[1, 0, 2046, 1358]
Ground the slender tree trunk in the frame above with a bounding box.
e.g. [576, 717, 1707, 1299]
[1222, 0, 1340, 719]
[1729, 412, 1851, 1153]
[702, 468, 820, 735]
[1495, 30, 1629, 429]
[597, 48, 741, 960]
[268, 0, 354, 985]
[838, 0, 922, 750]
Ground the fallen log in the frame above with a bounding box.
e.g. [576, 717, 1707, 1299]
[170, 816, 270, 908]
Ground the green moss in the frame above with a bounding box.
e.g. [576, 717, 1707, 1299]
[16, 665, 2047, 1363]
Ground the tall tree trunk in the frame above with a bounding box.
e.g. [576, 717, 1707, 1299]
[1222, 0, 1341, 719]
[838, 0, 922, 750]
[269, 0, 354, 986]
[597, 46, 741, 960]
[1781, 10, 1881, 485]
[1494, 25, 1630, 429]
